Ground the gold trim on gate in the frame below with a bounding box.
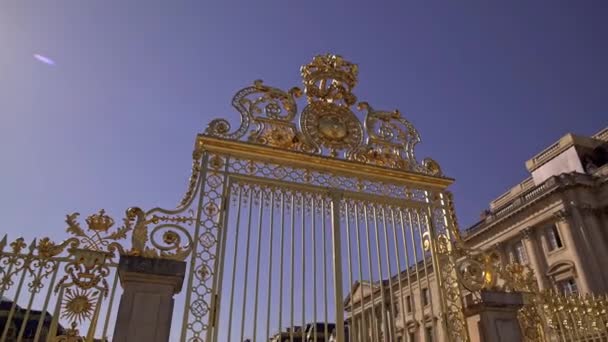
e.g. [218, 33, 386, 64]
[196, 136, 454, 189]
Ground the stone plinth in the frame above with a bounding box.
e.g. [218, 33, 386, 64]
[463, 290, 524, 342]
[112, 255, 186, 342]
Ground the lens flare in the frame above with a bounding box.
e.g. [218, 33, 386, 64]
[33, 54, 55, 65]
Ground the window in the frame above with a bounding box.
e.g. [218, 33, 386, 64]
[547, 225, 563, 251]
[514, 241, 528, 264]
[406, 295, 412, 313]
[422, 288, 430, 306]
[408, 331, 416, 342]
[425, 326, 434, 341]
[558, 278, 578, 295]
[393, 300, 399, 316]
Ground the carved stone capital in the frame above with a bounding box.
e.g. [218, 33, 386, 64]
[492, 241, 504, 251]
[552, 209, 571, 222]
[521, 227, 534, 240]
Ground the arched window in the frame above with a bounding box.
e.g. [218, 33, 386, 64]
[547, 261, 578, 293]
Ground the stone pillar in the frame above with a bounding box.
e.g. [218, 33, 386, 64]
[521, 228, 548, 290]
[579, 205, 608, 291]
[493, 242, 508, 268]
[113, 255, 186, 342]
[553, 209, 594, 293]
[463, 291, 524, 342]
[507, 248, 516, 264]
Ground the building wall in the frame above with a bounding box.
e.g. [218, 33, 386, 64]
[345, 127, 608, 341]
[346, 272, 445, 342]
[464, 178, 608, 294]
[530, 146, 584, 184]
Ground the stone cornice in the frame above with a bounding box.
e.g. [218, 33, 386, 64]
[463, 172, 602, 241]
[553, 208, 571, 222]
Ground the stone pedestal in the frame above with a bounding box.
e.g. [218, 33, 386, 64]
[463, 291, 524, 342]
[112, 255, 186, 342]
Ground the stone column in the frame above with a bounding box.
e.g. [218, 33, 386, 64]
[521, 228, 548, 290]
[578, 205, 608, 291]
[113, 255, 186, 342]
[568, 204, 605, 292]
[463, 291, 524, 342]
[553, 209, 594, 293]
[493, 242, 508, 268]
[507, 247, 516, 264]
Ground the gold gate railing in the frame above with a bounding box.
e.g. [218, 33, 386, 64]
[0, 207, 193, 342]
[1, 54, 474, 342]
[519, 291, 608, 342]
[445, 243, 608, 342]
[195, 54, 472, 342]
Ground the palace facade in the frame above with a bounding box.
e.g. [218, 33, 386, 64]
[345, 126, 608, 341]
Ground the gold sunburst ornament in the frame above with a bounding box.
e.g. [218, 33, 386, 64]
[62, 288, 96, 324]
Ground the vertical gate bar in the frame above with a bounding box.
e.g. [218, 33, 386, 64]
[600, 295, 608, 338]
[278, 191, 286, 335]
[372, 205, 388, 341]
[252, 187, 265, 342]
[33, 261, 60, 342]
[559, 295, 574, 341]
[265, 190, 276, 341]
[239, 187, 255, 342]
[46, 286, 65, 341]
[1, 255, 31, 341]
[600, 294, 608, 341]
[330, 191, 345, 342]
[437, 192, 472, 342]
[322, 197, 329, 340]
[301, 193, 306, 342]
[577, 294, 594, 342]
[592, 294, 607, 341]
[562, 306, 575, 342]
[312, 195, 318, 339]
[101, 269, 120, 340]
[552, 293, 569, 342]
[210, 176, 235, 342]
[179, 153, 208, 342]
[424, 201, 458, 342]
[569, 296, 584, 342]
[588, 294, 601, 341]
[381, 206, 397, 340]
[85, 291, 103, 342]
[561, 295, 578, 342]
[363, 204, 379, 341]
[290, 193, 296, 342]
[226, 186, 243, 342]
[345, 200, 355, 342]
[398, 209, 417, 338]
[406, 209, 426, 341]
[354, 203, 369, 342]
[390, 207, 408, 339]
[554, 311, 567, 342]
[415, 210, 435, 318]
[17, 266, 44, 341]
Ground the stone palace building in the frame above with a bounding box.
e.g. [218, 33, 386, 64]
[344, 126, 608, 341]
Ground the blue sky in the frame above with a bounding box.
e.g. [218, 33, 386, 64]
[1, 1, 607, 340]
[2, 1, 606, 240]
